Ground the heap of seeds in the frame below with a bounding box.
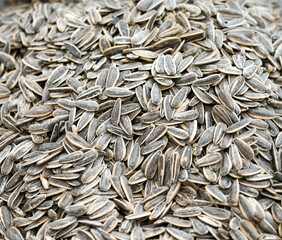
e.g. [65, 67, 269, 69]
[0, 0, 281, 239]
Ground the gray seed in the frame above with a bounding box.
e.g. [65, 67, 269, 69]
[205, 185, 227, 203]
[196, 152, 222, 167]
[166, 227, 193, 240]
[48, 65, 68, 84]
[104, 87, 135, 97]
[65, 204, 87, 216]
[151, 83, 162, 105]
[164, 55, 176, 75]
[234, 138, 254, 161]
[191, 217, 209, 235]
[239, 195, 255, 221]
[75, 100, 99, 111]
[171, 87, 189, 108]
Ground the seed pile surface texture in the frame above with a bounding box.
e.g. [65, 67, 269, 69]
[0, 0, 282, 239]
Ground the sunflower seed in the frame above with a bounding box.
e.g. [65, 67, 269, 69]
[0, 1, 280, 239]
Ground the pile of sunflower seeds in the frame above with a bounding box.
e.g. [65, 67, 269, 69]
[0, 0, 282, 239]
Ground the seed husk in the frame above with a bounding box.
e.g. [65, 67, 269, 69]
[0, 1, 280, 239]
